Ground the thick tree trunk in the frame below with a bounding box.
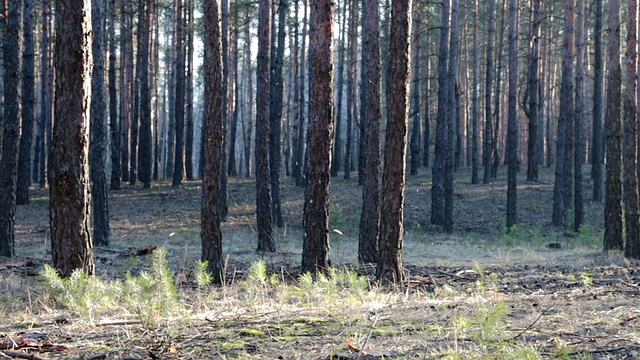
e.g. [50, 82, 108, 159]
[377, 0, 411, 284]
[201, 0, 225, 284]
[17, 0, 35, 205]
[603, 0, 623, 251]
[0, 0, 22, 257]
[358, 0, 381, 263]
[302, 0, 334, 275]
[50, 0, 95, 276]
[505, 0, 518, 228]
[591, 0, 604, 202]
[256, 0, 275, 252]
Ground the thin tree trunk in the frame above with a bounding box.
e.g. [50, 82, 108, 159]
[270, 0, 286, 228]
[243, 13, 253, 178]
[470, 0, 479, 184]
[294, 0, 307, 186]
[185, 0, 195, 180]
[172, 0, 185, 187]
[505, 0, 518, 228]
[109, 0, 121, 190]
[219, 0, 229, 219]
[443, 0, 458, 232]
[344, 0, 356, 181]
[525, 0, 540, 182]
[17, 0, 35, 205]
[409, 10, 421, 176]
[573, 0, 585, 231]
[422, 16, 430, 169]
[138, 0, 153, 189]
[332, 0, 347, 178]
[228, 4, 240, 178]
[492, 0, 506, 179]
[483, 0, 495, 184]
[591, 0, 604, 202]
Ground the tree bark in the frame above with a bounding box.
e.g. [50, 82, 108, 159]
[331, 0, 347, 178]
[470, 0, 479, 184]
[524, 0, 540, 182]
[358, 0, 381, 263]
[302, 0, 334, 275]
[409, 10, 421, 177]
[482, 0, 495, 184]
[505, 0, 518, 228]
[185, 0, 195, 180]
[573, 0, 585, 231]
[172, 0, 185, 187]
[0, 0, 22, 257]
[17, 0, 35, 205]
[293, 0, 308, 187]
[591, 0, 604, 202]
[50, 0, 95, 276]
[377, 0, 411, 284]
[343, 0, 356, 181]
[603, 0, 623, 251]
[443, 0, 458, 232]
[108, 0, 121, 190]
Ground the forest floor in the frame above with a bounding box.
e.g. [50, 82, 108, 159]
[1, 165, 639, 359]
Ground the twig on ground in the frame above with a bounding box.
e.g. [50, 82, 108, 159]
[511, 306, 553, 340]
[356, 313, 380, 360]
[0, 350, 47, 360]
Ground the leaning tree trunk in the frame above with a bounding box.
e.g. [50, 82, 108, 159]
[0, 0, 22, 257]
[50, 0, 95, 276]
[16, 0, 35, 206]
[302, 0, 334, 275]
[377, 0, 411, 285]
[603, 0, 623, 251]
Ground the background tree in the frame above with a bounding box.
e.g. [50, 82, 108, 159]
[623, 0, 639, 259]
[603, 0, 623, 251]
[185, 0, 195, 181]
[524, 0, 540, 182]
[591, 0, 604, 202]
[0, 0, 22, 257]
[409, 9, 421, 177]
[343, 0, 356, 180]
[505, 0, 518, 228]
[302, 0, 334, 274]
[270, 0, 286, 228]
[172, 0, 186, 187]
[91, 0, 111, 246]
[201, 0, 225, 284]
[17, 0, 35, 206]
[573, 0, 585, 231]
[50, 0, 95, 276]
[483, 0, 495, 184]
[138, 0, 153, 189]
[378, 0, 411, 284]
[470, 0, 479, 184]
[256, 0, 275, 252]
[443, 0, 458, 232]
[109, 0, 121, 190]
[358, 0, 381, 263]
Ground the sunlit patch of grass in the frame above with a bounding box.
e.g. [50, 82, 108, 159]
[31, 196, 49, 202]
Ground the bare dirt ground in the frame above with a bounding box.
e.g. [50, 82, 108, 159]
[1, 166, 639, 359]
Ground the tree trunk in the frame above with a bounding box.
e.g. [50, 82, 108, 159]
[36, 0, 51, 189]
[409, 10, 421, 177]
[17, 0, 35, 205]
[270, 0, 286, 228]
[108, 0, 121, 190]
[358, 0, 381, 263]
[172, 0, 186, 187]
[227, 4, 240, 178]
[505, 0, 518, 228]
[242, 14, 253, 178]
[573, 0, 585, 231]
[483, 0, 495, 184]
[120, 0, 132, 184]
[343, 0, 356, 181]
[185, 0, 195, 180]
[201, 0, 225, 284]
[422, 17, 430, 169]
[431, 0, 449, 226]
[377, 0, 410, 284]
[443, 0, 458, 232]
[256, 0, 275, 252]
[470, 0, 479, 184]
[524, 0, 540, 182]
[603, 0, 623, 251]
[623, 0, 640, 258]
[302, 0, 334, 275]
[492, 0, 506, 179]
[50, 0, 95, 276]
[0, 0, 22, 257]
[331, 0, 347, 178]
[591, 0, 604, 202]
[138, 0, 153, 189]
[219, 0, 229, 219]
[293, 0, 308, 187]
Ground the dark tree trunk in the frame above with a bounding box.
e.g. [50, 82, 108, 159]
[331, 0, 347, 178]
[108, 0, 121, 190]
[603, 0, 623, 251]
[201, 0, 225, 284]
[563, 1, 576, 213]
[552, 0, 575, 228]
[573, 0, 585, 231]
[591, 0, 604, 202]
[505, 0, 518, 228]
[130, 0, 144, 186]
[270, 0, 286, 228]
[443, 0, 458, 232]
[302, 0, 334, 275]
[293, 0, 308, 187]
[138, 0, 153, 189]
[0, 0, 22, 257]
[431, 0, 449, 226]
[422, 18, 430, 169]
[120, 0, 132, 184]
[524, 0, 540, 182]
[165, 12, 176, 180]
[218, 0, 229, 219]
[38, 0, 52, 189]
[227, 5, 240, 178]
[377, 0, 410, 285]
[470, 0, 479, 184]
[17, 0, 35, 205]
[358, 0, 381, 263]
[185, 0, 195, 180]
[256, 0, 275, 252]
[50, 0, 95, 276]
[343, 0, 356, 181]
[91, 0, 111, 246]
[409, 10, 421, 177]
[242, 14, 253, 178]
[482, 0, 494, 184]
[623, 0, 639, 258]
[492, 0, 506, 179]
[172, 0, 185, 187]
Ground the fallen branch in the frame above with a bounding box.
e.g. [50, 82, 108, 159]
[0, 350, 47, 360]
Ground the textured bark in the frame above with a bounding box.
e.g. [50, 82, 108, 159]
[603, 0, 623, 251]
[491, 0, 506, 179]
[482, 0, 494, 184]
[294, 0, 307, 187]
[17, 0, 35, 205]
[422, 19, 430, 169]
[443, 0, 458, 232]
[172, 0, 185, 187]
[137, 0, 153, 188]
[120, 0, 132, 184]
[270, 0, 286, 228]
[431, 0, 449, 226]
[524, 0, 540, 182]
[91, 0, 111, 246]
[623, 0, 639, 258]
[331, 1, 347, 178]
[343, 0, 356, 180]
[591, 0, 604, 202]
[409, 10, 421, 177]
[37, 0, 52, 189]
[218, 0, 229, 219]
[573, 0, 585, 231]
[470, 0, 479, 184]
[552, 0, 575, 228]
[563, 0, 576, 212]
[0, 0, 22, 257]
[377, 0, 410, 285]
[227, 5, 240, 178]
[256, 0, 275, 252]
[185, 0, 195, 181]
[108, 0, 121, 190]
[505, 0, 517, 228]
[50, 0, 95, 276]
[302, 0, 334, 274]
[358, 0, 381, 263]
[242, 16, 253, 178]
[201, 0, 224, 284]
